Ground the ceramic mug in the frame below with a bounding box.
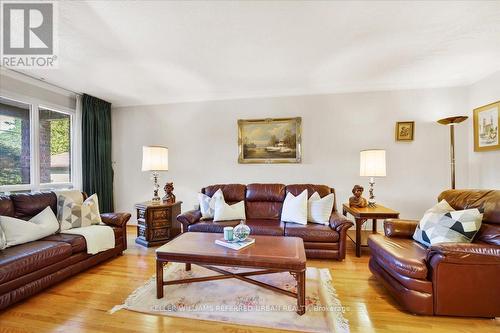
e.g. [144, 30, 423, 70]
[223, 227, 234, 241]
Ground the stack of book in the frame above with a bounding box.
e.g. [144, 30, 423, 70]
[215, 238, 255, 250]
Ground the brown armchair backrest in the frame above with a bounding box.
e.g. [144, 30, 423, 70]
[201, 183, 337, 220]
[438, 190, 500, 246]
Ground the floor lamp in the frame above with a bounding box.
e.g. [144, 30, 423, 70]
[437, 116, 468, 189]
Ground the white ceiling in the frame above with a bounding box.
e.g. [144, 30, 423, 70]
[16, 0, 500, 107]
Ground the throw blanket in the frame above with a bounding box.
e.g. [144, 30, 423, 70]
[62, 225, 115, 255]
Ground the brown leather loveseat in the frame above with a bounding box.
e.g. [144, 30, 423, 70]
[0, 192, 131, 310]
[368, 189, 500, 317]
[177, 184, 353, 260]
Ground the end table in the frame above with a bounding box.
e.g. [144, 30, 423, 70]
[342, 203, 399, 257]
[135, 201, 182, 247]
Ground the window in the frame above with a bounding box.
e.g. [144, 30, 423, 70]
[39, 108, 72, 184]
[0, 95, 78, 192]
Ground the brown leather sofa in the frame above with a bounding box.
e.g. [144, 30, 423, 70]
[0, 192, 131, 310]
[177, 184, 353, 260]
[368, 189, 500, 317]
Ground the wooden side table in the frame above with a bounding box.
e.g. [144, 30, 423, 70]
[135, 201, 182, 247]
[342, 203, 399, 257]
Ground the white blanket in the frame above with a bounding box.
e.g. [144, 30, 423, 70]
[62, 225, 115, 255]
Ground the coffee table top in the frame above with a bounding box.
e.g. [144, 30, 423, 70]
[156, 232, 306, 271]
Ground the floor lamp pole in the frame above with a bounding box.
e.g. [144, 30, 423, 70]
[437, 116, 468, 190]
[450, 124, 455, 189]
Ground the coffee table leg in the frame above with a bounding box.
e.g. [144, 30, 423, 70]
[156, 259, 165, 299]
[185, 263, 191, 271]
[296, 270, 306, 315]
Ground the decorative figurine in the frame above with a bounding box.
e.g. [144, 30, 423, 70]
[163, 182, 176, 204]
[349, 185, 368, 208]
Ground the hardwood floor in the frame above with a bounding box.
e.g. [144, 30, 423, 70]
[0, 227, 498, 333]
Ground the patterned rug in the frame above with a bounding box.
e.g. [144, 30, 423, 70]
[111, 263, 349, 333]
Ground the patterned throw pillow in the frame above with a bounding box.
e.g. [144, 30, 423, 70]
[198, 189, 224, 220]
[413, 200, 483, 246]
[58, 193, 102, 230]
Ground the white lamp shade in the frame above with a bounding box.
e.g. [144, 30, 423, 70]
[360, 149, 386, 177]
[142, 146, 168, 171]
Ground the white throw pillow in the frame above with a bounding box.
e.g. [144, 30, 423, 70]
[213, 200, 246, 222]
[198, 189, 224, 220]
[0, 225, 7, 250]
[0, 206, 59, 247]
[281, 190, 308, 225]
[58, 193, 102, 230]
[308, 192, 335, 225]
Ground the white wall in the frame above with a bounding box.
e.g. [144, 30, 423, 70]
[112, 87, 471, 226]
[467, 72, 500, 189]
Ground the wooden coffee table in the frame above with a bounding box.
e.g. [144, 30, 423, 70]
[155, 232, 307, 315]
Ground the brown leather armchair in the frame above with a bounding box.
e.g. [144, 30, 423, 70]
[368, 190, 500, 317]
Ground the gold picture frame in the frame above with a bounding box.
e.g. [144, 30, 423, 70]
[395, 121, 414, 141]
[474, 101, 500, 152]
[238, 117, 302, 164]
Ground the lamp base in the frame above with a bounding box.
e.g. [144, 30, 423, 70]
[368, 177, 377, 207]
[151, 196, 161, 205]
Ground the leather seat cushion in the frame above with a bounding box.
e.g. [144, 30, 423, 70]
[245, 219, 284, 236]
[0, 241, 72, 284]
[188, 220, 240, 233]
[41, 234, 86, 254]
[188, 219, 285, 236]
[368, 234, 429, 280]
[285, 222, 339, 242]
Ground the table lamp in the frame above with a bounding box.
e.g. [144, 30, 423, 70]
[437, 116, 468, 189]
[142, 146, 168, 204]
[360, 149, 386, 207]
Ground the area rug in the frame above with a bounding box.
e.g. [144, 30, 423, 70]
[111, 263, 349, 333]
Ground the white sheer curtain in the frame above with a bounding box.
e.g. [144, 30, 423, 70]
[73, 94, 83, 190]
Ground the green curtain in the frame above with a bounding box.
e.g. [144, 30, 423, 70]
[82, 94, 114, 213]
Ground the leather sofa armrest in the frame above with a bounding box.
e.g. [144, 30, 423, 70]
[428, 242, 500, 265]
[101, 212, 131, 228]
[383, 219, 418, 238]
[329, 211, 354, 232]
[177, 210, 202, 232]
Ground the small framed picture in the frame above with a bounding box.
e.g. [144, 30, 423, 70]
[395, 121, 414, 141]
[473, 101, 499, 152]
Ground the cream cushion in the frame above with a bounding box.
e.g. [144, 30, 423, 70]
[213, 200, 246, 222]
[0, 207, 59, 247]
[308, 192, 334, 225]
[281, 190, 308, 225]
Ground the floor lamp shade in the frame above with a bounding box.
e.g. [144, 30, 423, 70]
[142, 146, 169, 171]
[360, 150, 386, 177]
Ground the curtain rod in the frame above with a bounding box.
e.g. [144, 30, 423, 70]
[3, 67, 82, 96]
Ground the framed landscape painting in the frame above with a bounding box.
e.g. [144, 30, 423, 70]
[238, 117, 302, 164]
[474, 101, 500, 152]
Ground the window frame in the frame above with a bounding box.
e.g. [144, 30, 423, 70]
[0, 91, 80, 193]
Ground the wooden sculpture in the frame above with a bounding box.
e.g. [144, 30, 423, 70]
[349, 185, 368, 208]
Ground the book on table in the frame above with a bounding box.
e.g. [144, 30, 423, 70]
[215, 238, 255, 250]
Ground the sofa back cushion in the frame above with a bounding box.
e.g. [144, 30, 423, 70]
[286, 184, 332, 198]
[0, 196, 15, 217]
[438, 190, 500, 246]
[246, 184, 285, 219]
[202, 184, 246, 204]
[10, 192, 57, 220]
